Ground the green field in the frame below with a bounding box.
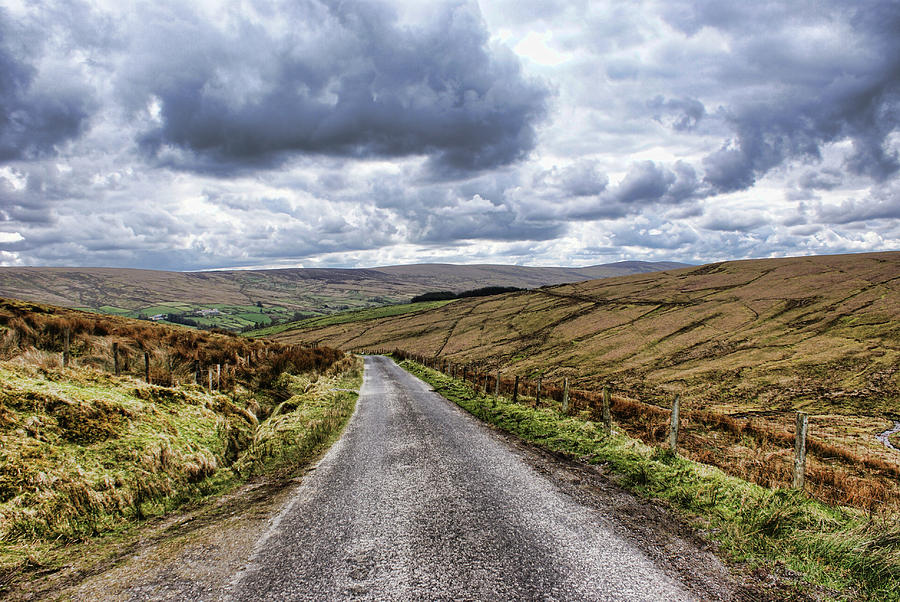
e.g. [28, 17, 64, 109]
[244, 300, 456, 338]
[78, 303, 313, 332]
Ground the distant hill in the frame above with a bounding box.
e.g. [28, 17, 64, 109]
[0, 261, 688, 330]
[267, 251, 900, 419]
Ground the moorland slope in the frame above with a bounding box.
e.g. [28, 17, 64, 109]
[270, 251, 900, 419]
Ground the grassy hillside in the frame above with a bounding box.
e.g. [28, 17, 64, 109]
[0, 261, 687, 331]
[268, 251, 900, 509]
[271, 251, 900, 417]
[0, 299, 360, 585]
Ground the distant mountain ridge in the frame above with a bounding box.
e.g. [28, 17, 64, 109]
[0, 261, 690, 316]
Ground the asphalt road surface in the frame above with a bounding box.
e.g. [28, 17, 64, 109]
[227, 355, 697, 600]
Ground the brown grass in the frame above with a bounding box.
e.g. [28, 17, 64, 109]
[0, 298, 344, 422]
[397, 349, 900, 512]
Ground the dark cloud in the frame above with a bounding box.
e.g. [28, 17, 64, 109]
[815, 184, 900, 224]
[799, 169, 843, 191]
[130, 0, 548, 176]
[648, 96, 705, 131]
[669, 0, 900, 192]
[614, 161, 699, 205]
[0, 10, 94, 162]
[3, 0, 900, 270]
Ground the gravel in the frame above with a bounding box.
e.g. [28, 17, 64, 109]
[227, 356, 698, 601]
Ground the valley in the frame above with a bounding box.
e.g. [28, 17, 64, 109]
[0, 261, 687, 332]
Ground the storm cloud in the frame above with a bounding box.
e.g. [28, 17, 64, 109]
[0, 9, 94, 161]
[679, 0, 900, 192]
[128, 1, 548, 175]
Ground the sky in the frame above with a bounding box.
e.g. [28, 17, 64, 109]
[0, 0, 898, 271]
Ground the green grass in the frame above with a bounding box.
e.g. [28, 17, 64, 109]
[399, 359, 900, 601]
[231, 366, 360, 477]
[0, 357, 362, 583]
[244, 300, 456, 337]
[81, 303, 304, 331]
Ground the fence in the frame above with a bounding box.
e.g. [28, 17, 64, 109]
[0, 314, 343, 393]
[362, 347, 899, 513]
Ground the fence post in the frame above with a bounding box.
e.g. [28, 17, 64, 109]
[63, 329, 70, 367]
[513, 375, 519, 403]
[668, 394, 681, 452]
[217, 364, 221, 390]
[208, 367, 213, 390]
[495, 371, 501, 396]
[793, 412, 809, 490]
[144, 352, 150, 384]
[602, 386, 611, 430]
[113, 342, 120, 376]
[536, 374, 542, 405]
[562, 378, 569, 413]
[194, 360, 200, 384]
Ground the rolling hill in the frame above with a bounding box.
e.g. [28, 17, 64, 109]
[0, 261, 687, 330]
[267, 251, 900, 419]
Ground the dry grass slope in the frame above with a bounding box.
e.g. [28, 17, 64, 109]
[271, 252, 900, 510]
[273, 252, 900, 416]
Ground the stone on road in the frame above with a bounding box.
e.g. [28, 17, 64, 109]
[228, 356, 696, 600]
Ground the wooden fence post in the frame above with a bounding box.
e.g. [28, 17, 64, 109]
[63, 329, 70, 367]
[601, 386, 611, 430]
[562, 378, 569, 413]
[536, 374, 542, 405]
[495, 371, 501, 396]
[216, 364, 221, 390]
[208, 367, 213, 390]
[144, 352, 150, 384]
[113, 342, 119, 376]
[194, 360, 200, 385]
[793, 412, 809, 490]
[513, 375, 519, 404]
[669, 394, 681, 452]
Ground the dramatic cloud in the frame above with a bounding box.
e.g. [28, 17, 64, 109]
[0, 9, 94, 161]
[127, 1, 548, 176]
[0, 0, 898, 270]
[674, 0, 900, 192]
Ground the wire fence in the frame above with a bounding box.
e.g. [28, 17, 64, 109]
[365, 347, 900, 514]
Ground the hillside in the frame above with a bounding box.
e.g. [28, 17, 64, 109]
[0, 297, 359, 583]
[0, 261, 687, 331]
[268, 251, 900, 419]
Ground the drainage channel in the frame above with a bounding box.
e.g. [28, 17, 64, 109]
[875, 421, 900, 451]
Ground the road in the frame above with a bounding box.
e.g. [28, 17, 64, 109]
[227, 355, 700, 600]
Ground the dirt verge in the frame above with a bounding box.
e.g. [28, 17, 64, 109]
[2, 475, 304, 601]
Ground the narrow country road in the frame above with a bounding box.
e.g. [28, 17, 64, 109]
[227, 356, 697, 600]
